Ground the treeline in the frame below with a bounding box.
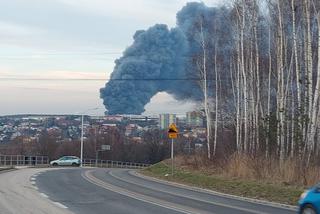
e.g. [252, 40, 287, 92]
[192, 0, 320, 165]
[0, 129, 192, 164]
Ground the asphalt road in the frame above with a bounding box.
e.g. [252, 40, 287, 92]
[0, 168, 73, 214]
[31, 168, 297, 214]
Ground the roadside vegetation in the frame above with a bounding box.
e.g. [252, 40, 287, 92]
[140, 0, 320, 205]
[142, 155, 306, 205]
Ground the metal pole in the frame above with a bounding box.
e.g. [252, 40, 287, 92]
[95, 150, 99, 167]
[171, 138, 174, 176]
[80, 114, 84, 167]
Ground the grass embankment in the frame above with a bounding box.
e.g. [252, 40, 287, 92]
[142, 162, 303, 206]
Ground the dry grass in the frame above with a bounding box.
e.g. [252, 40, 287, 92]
[143, 161, 303, 205]
[172, 153, 320, 187]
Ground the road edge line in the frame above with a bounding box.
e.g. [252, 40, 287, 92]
[109, 170, 268, 214]
[82, 170, 203, 214]
[52, 202, 68, 209]
[132, 171, 298, 211]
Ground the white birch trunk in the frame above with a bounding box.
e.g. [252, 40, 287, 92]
[254, 3, 260, 153]
[277, 0, 285, 162]
[307, 11, 320, 154]
[241, 1, 248, 153]
[291, 0, 302, 157]
[199, 21, 212, 159]
[305, 0, 314, 152]
[213, 47, 218, 156]
[266, 24, 272, 158]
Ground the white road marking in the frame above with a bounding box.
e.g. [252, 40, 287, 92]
[31, 181, 36, 185]
[132, 171, 297, 211]
[40, 193, 49, 198]
[0, 168, 73, 214]
[52, 202, 68, 209]
[82, 170, 202, 214]
[30, 177, 36, 181]
[109, 171, 267, 214]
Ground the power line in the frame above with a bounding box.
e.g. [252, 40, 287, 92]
[0, 52, 122, 56]
[0, 78, 229, 81]
[0, 53, 201, 60]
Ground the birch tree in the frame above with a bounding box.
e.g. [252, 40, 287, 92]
[196, 19, 213, 159]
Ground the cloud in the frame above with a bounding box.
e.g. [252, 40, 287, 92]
[0, 70, 12, 76]
[0, 70, 106, 79]
[144, 92, 197, 115]
[56, 0, 225, 27]
[0, 21, 45, 45]
[37, 70, 106, 79]
[57, 0, 179, 25]
[0, 21, 35, 35]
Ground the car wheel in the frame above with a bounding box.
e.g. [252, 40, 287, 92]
[72, 163, 78, 167]
[52, 163, 58, 166]
[302, 205, 316, 214]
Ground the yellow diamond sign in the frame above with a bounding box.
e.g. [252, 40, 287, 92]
[168, 123, 178, 139]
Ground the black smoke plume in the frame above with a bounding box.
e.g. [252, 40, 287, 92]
[100, 2, 229, 115]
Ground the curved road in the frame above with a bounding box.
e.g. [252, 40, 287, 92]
[0, 168, 297, 214]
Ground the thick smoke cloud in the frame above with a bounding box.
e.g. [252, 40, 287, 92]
[100, 2, 226, 115]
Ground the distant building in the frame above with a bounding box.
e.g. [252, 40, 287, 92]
[125, 124, 142, 137]
[186, 111, 203, 127]
[104, 115, 123, 122]
[159, 114, 176, 130]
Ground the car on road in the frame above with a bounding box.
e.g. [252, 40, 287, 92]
[299, 183, 320, 214]
[50, 156, 81, 167]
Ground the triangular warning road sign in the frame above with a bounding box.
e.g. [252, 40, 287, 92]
[168, 123, 178, 133]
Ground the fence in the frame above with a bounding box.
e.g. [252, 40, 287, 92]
[0, 155, 150, 169]
[0, 155, 49, 166]
[82, 159, 150, 169]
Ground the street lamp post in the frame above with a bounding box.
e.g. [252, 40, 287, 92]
[79, 107, 101, 167]
[80, 114, 84, 167]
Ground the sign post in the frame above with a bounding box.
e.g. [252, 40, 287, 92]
[95, 145, 111, 166]
[171, 138, 174, 176]
[168, 123, 178, 176]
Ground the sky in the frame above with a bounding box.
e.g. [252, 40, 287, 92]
[0, 0, 224, 116]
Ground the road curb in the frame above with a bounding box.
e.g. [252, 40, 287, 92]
[0, 167, 16, 174]
[132, 171, 298, 211]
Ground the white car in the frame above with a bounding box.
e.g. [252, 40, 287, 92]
[50, 156, 81, 166]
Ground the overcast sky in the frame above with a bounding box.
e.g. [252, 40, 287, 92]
[0, 0, 224, 116]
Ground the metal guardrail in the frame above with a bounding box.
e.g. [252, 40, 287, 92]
[0, 155, 49, 166]
[0, 155, 150, 169]
[82, 159, 150, 169]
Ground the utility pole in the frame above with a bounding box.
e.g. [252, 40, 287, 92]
[79, 107, 101, 167]
[80, 114, 84, 167]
